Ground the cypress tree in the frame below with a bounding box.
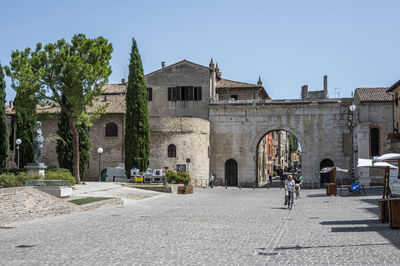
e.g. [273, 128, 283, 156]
[56, 99, 90, 178]
[0, 64, 9, 168]
[125, 38, 150, 173]
[14, 89, 36, 168]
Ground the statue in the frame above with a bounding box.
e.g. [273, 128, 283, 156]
[33, 121, 44, 163]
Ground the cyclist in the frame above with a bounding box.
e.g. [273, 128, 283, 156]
[284, 175, 295, 206]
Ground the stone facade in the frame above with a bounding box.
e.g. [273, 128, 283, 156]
[353, 88, 393, 186]
[209, 100, 349, 187]
[149, 117, 210, 187]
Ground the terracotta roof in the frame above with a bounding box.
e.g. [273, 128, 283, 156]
[102, 83, 126, 94]
[216, 78, 262, 89]
[387, 80, 400, 92]
[355, 87, 392, 102]
[6, 94, 126, 115]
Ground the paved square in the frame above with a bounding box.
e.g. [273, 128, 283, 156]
[0, 187, 399, 265]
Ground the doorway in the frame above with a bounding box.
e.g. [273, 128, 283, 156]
[225, 159, 238, 186]
[320, 159, 334, 187]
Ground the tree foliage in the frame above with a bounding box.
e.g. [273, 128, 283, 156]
[6, 34, 113, 183]
[125, 38, 150, 173]
[56, 100, 90, 179]
[289, 133, 298, 154]
[0, 64, 9, 168]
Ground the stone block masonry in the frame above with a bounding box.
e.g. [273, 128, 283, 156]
[0, 187, 79, 225]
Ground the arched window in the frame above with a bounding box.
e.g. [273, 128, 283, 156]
[168, 144, 176, 158]
[370, 127, 380, 157]
[105, 123, 118, 137]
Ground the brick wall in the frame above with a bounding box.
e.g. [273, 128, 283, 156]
[0, 187, 79, 225]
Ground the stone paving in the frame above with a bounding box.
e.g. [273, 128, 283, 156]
[1, 187, 400, 265]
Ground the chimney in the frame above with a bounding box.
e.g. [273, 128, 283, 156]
[9, 101, 13, 109]
[301, 85, 308, 100]
[161, 61, 166, 68]
[323, 75, 328, 99]
[121, 78, 125, 84]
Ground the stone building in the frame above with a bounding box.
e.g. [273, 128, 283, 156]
[353, 87, 393, 186]
[5, 58, 395, 188]
[386, 80, 400, 152]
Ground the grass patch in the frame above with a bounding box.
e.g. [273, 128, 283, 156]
[69, 197, 112, 205]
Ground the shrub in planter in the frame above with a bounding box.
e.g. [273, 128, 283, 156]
[165, 170, 190, 185]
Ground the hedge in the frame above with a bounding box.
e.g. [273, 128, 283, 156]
[0, 169, 76, 188]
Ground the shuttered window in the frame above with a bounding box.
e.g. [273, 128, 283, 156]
[147, 88, 152, 101]
[168, 86, 202, 101]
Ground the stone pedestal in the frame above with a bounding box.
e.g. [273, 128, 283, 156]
[25, 163, 47, 177]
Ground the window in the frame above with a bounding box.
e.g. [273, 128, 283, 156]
[396, 92, 399, 106]
[194, 87, 202, 100]
[147, 88, 152, 101]
[105, 123, 118, 137]
[370, 127, 380, 156]
[168, 144, 176, 157]
[231, 95, 238, 100]
[168, 86, 202, 101]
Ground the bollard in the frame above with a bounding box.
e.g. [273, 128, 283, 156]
[225, 179, 227, 189]
[253, 185, 255, 190]
[239, 185, 241, 190]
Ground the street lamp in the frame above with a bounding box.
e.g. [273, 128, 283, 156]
[97, 147, 103, 182]
[349, 104, 357, 180]
[16, 138, 21, 168]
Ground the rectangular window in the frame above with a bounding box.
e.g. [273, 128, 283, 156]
[168, 87, 172, 101]
[193, 87, 202, 100]
[147, 88, 152, 101]
[396, 92, 398, 106]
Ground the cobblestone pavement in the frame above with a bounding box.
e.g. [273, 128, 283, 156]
[1, 187, 400, 265]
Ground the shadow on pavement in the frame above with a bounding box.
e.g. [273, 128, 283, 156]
[321, 196, 400, 249]
[274, 242, 391, 251]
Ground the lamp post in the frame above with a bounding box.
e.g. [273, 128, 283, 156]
[97, 147, 103, 182]
[349, 104, 356, 180]
[16, 138, 21, 168]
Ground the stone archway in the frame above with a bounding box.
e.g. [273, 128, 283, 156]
[320, 159, 334, 187]
[256, 129, 303, 187]
[225, 159, 238, 186]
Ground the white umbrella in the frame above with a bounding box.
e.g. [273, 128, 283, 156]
[371, 153, 400, 163]
[358, 158, 398, 169]
[320, 167, 348, 173]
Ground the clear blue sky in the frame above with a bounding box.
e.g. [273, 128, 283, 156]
[1, 0, 400, 102]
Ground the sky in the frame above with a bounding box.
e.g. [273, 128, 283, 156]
[1, 0, 400, 102]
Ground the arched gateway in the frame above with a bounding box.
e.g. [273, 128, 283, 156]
[209, 99, 349, 188]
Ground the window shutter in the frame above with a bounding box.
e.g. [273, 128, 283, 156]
[168, 87, 172, 101]
[198, 87, 202, 100]
[147, 88, 152, 101]
[176, 86, 181, 101]
[189, 86, 194, 100]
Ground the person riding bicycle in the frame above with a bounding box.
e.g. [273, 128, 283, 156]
[284, 175, 295, 206]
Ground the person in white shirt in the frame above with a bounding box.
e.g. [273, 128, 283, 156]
[284, 175, 295, 205]
[209, 173, 214, 188]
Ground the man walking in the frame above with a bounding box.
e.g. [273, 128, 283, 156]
[268, 173, 273, 189]
[209, 173, 214, 188]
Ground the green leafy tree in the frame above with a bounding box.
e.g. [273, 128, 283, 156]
[56, 99, 90, 178]
[0, 64, 9, 168]
[6, 34, 112, 183]
[125, 38, 150, 173]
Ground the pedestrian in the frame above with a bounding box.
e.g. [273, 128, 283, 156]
[280, 174, 286, 189]
[209, 173, 214, 188]
[295, 175, 301, 198]
[284, 175, 295, 206]
[268, 173, 273, 189]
